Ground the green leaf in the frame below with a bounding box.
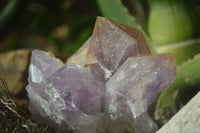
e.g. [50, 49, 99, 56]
[148, 0, 199, 45]
[155, 38, 200, 65]
[129, 0, 147, 32]
[0, 0, 22, 31]
[97, 0, 138, 28]
[96, 0, 157, 53]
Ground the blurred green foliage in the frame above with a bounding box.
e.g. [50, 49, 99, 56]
[0, 0, 99, 56]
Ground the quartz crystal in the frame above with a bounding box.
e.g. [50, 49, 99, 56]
[26, 16, 176, 133]
[87, 17, 151, 81]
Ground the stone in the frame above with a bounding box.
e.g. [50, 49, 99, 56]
[0, 49, 31, 95]
[26, 16, 176, 133]
[156, 92, 200, 133]
[66, 37, 91, 66]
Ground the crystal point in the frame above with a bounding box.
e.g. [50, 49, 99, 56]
[87, 17, 151, 81]
[88, 17, 150, 76]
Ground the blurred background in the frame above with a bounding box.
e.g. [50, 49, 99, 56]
[0, 0, 200, 57]
[0, 0, 101, 57]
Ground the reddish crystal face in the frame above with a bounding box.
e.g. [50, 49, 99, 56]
[88, 17, 150, 76]
[26, 16, 176, 133]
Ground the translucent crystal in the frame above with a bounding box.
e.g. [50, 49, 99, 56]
[26, 16, 176, 133]
[27, 50, 105, 133]
[87, 17, 150, 81]
[105, 54, 176, 133]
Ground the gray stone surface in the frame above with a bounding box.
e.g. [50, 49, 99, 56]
[157, 92, 200, 133]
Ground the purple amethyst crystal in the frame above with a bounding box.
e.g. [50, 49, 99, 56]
[105, 54, 176, 133]
[27, 50, 105, 133]
[26, 16, 176, 133]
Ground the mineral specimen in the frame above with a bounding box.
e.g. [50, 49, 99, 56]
[26, 16, 176, 133]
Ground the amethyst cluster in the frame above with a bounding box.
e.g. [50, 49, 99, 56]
[26, 17, 176, 133]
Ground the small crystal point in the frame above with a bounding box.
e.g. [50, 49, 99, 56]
[28, 50, 63, 84]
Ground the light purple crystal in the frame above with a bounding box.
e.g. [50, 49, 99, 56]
[27, 50, 105, 132]
[26, 50, 63, 121]
[105, 54, 176, 133]
[46, 65, 104, 114]
[26, 16, 176, 133]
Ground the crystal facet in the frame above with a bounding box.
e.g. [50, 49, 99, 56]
[87, 17, 151, 81]
[105, 54, 176, 133]
[26, 16, 176, 133]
